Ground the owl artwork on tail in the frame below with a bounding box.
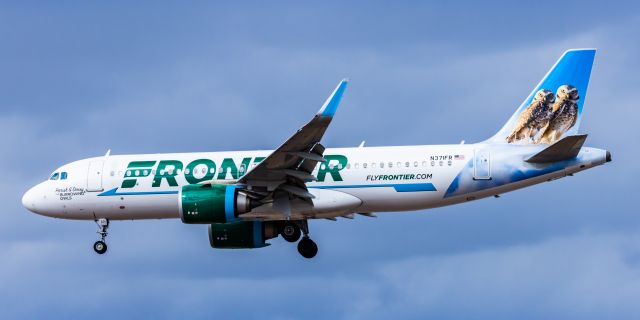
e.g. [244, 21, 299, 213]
[537, 85, 580, 144]
[506, 89, 555, 143]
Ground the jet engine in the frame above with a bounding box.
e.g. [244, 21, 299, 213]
[179, 184, 255, 224]
[208, 220, 279, 248]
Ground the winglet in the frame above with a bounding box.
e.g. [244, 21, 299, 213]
[317, 79, 348, 117]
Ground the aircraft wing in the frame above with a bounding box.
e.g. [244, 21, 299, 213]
[237, 79, 348, 217]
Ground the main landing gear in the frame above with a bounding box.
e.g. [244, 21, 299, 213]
[280, 220, 318, 259]
[93, 218, 109, 254]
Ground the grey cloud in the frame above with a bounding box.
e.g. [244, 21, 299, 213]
[1, 2, 639, 319]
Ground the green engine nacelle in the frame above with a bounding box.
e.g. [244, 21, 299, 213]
[208, 220, 278, 249]
[179, 184, 251, 224]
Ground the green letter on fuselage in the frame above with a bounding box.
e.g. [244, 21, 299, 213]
[217, 157, 252, 180]
[152, 160, 184, 187]
[185, 159, 216, 184]
[316, 155, 347, 182]
[121, 160, 157, 189]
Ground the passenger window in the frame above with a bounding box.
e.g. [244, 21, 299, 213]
[405, 162, 410, 167]
[388, 162, 393, 168]
[355, 163, 360, 169]
[60, 172, 68, 180]
[380, 162, 384, 168]
[363, 163, 368, 169]
[50, 172, 59, 180]
[414, 161, 418, 167]
[372, 163, 377, 168]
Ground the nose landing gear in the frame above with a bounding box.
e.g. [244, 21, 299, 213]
[93, 218, 109, 254]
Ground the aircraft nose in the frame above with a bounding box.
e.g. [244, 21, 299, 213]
[22, 186, 38, 213]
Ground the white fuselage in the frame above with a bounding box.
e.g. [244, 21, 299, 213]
[21, 143, 609, 221]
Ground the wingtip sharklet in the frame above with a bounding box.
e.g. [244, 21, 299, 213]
[317, 79, 348, 117]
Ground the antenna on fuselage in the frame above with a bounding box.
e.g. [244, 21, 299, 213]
[358, 141, 365, 148]
[104, 149, 111, 156]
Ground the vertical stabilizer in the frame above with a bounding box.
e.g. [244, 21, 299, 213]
[489, 49, 595, 145]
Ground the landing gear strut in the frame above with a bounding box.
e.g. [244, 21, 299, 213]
[280, 221, 302, 243]
[93, 218, 109, 254]
[296, 220, 318, 259]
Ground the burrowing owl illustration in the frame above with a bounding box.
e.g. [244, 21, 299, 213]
[537, 85, 579, 144]
[506, 89, 555, 143]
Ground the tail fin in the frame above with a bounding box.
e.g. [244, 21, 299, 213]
[489, 49, 596, 144]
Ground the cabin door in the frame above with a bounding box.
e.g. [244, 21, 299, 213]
[473, 149, 491, 180]
[87, 160, 105, 192]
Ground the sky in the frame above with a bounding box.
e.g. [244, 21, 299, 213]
[1, 1, 639, 319]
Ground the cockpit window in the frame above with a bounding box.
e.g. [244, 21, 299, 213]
[60, 172, 68, 180]
[50, 172, 59, 180]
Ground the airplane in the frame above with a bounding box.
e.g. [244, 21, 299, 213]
[22, 49, 611, 259]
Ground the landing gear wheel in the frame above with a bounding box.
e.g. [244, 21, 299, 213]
[93, 240, 107, 254]
[297, 237, 318, 259]
[93, 218, 109, 255]
[281, 222, 301, 243]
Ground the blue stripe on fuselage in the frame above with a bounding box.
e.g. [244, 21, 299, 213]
[97, 183, 436, 197]
[97, 188, 178, 196]
[310, 183, 436, 192]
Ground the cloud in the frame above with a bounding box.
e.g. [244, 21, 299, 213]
[366, 231, 640, 319]
[0, 3, 639, 320]
[2, 230, 639, 319]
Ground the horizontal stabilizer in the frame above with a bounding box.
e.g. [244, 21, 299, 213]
[526, 134, 587, 163]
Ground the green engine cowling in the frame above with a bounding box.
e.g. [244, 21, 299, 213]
[179, 184, 252, 224]
[208, 220, 278, 249]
